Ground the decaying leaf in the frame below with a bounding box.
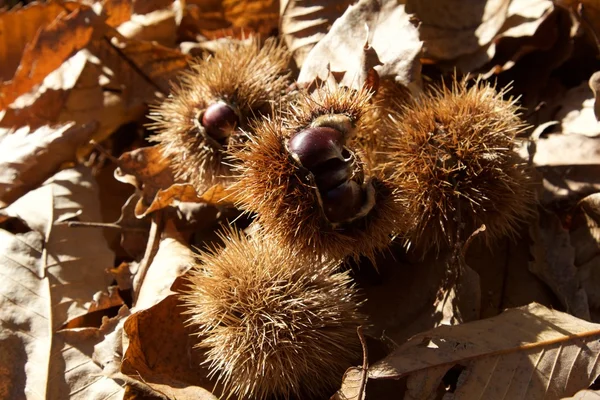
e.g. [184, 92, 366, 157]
[369, 303, 600, 400]
[0, 8, 95, 109]
[556, 80, 600, 137]
[0, 2, 77, 82]
[280, 0, 354, 67]
[406, 0, 510, 61]
[0, 122, 97, 207]
[590, 71, 600, 121]
[122, 293, 219, 400]
[0, 12, 188, 150]
[529, 207, 590, 320]
[0, 167, 120, 398]
[133, 224, 195, 310]
[298, 0, 422, 91]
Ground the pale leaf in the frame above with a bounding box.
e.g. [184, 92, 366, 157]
[0, 167, 121, 399]
[280, 0, 353, 67]
[529, 208, 590, 320]
[0, 122, 97, 207]
[370, 303, 600, 400]
[298, 0, 422, 92]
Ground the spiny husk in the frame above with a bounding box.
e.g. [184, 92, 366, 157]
[232, 86, 407, 262]
[148, 38, 292, 192]
[386, 78, 535, 253]
[181, 229, 365, 400]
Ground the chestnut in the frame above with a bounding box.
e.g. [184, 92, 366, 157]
[288, 127, 345, 170]
[321, 180, 365, 223]
[313, 159, 353, 192]
[202, 102, 239, 140]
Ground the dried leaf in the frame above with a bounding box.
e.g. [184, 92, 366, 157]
[556, 80, 600, 137]
[529, 208, 590, 320]
[181, 0, 279, 41]
[117, 8, 177, 47]
[133, 228, 195, 311]
[0, 122, 97, 207]
[370, 303, 600, 400]
[405, 0, 510, 61]
[115, 145, 177, 216]
[0, 18, 188, 148]
[280, 0, 354, 66]
[590, 71, 600, 122]
[0, 8, 95, 109]
[122, 293, 219, 400]
[0, 167, 120, 398]
[0, 2, 73, 81]
[565, 389, 600, 399]
[298, 0, 422, 92]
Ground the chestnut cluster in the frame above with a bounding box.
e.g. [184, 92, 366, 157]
[151, 37, 536, 400]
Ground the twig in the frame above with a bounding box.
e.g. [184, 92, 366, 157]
[356, 325, 369, 400]
[61, 220, 147, 233]
[133, 211, 164, 305]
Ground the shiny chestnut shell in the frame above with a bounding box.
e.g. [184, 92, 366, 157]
[202, 102, 239, 140]
[321, 180, 365, 223]
[288, 127, 345, 170]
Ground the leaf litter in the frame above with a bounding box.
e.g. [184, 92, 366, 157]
[2, 0, 600, 399]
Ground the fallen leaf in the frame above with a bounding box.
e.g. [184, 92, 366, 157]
[556, 80, 600, 137]
[298, 0, 422, 92]
[181, 0, 279, 41]
[0, 122, 97, 207]
[114, 145, 177, 216]
[122, 293, 219, 400]
[0, 166, 122, 399]
[280, 0, 354, 67]
[133, 225, 195, 311]
[117, 8, 177, 47]
[0, 2, 74, 81]
[405, 0, 510, 61]
[369, 303, 600, 400]
[140, 183, 237, 217]
[529, 207, 590, 320]
[102, 0, 134, 27]
[357, 246, 479, 346]
[0, 7, 95, 109]
[517, 133, 600, 204]
[590, 71, 600, 121]
[0, 17, 189, 150]
[564, 389, 600, 399]
[2, 166, 115, 327]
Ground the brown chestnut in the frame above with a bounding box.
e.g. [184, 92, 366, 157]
[201, 102, 239, 140]
[321, 180, 365, 223]
[288, 127, 345, 170]
[313, 159, 353, 192]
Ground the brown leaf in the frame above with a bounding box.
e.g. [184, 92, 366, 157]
[564, 389, 600, 399]
[590, 71, 600, 121]
[181, 0, 278, 41]
[0, 17, 188, 149]
[0, 167, 121, 398]
[529, 208, 590, 320]
[298, 0, 422, 92]
[0, 2, 72, 81]
[133, 229, 195, 311]
[122, 293, 219, 400]
[280, 0, 354, 67]
[0, 122, 97, 207]
[556, 80, 600, 136]
[117, 8, 178, 47]
[357, 247, 479, 346]
[369, 303, 600, 400]
[115, 145, 177, 216]
[406, 0, 510, 61]
[102, 0, 134, 27]
[0, 7, 95, 109]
